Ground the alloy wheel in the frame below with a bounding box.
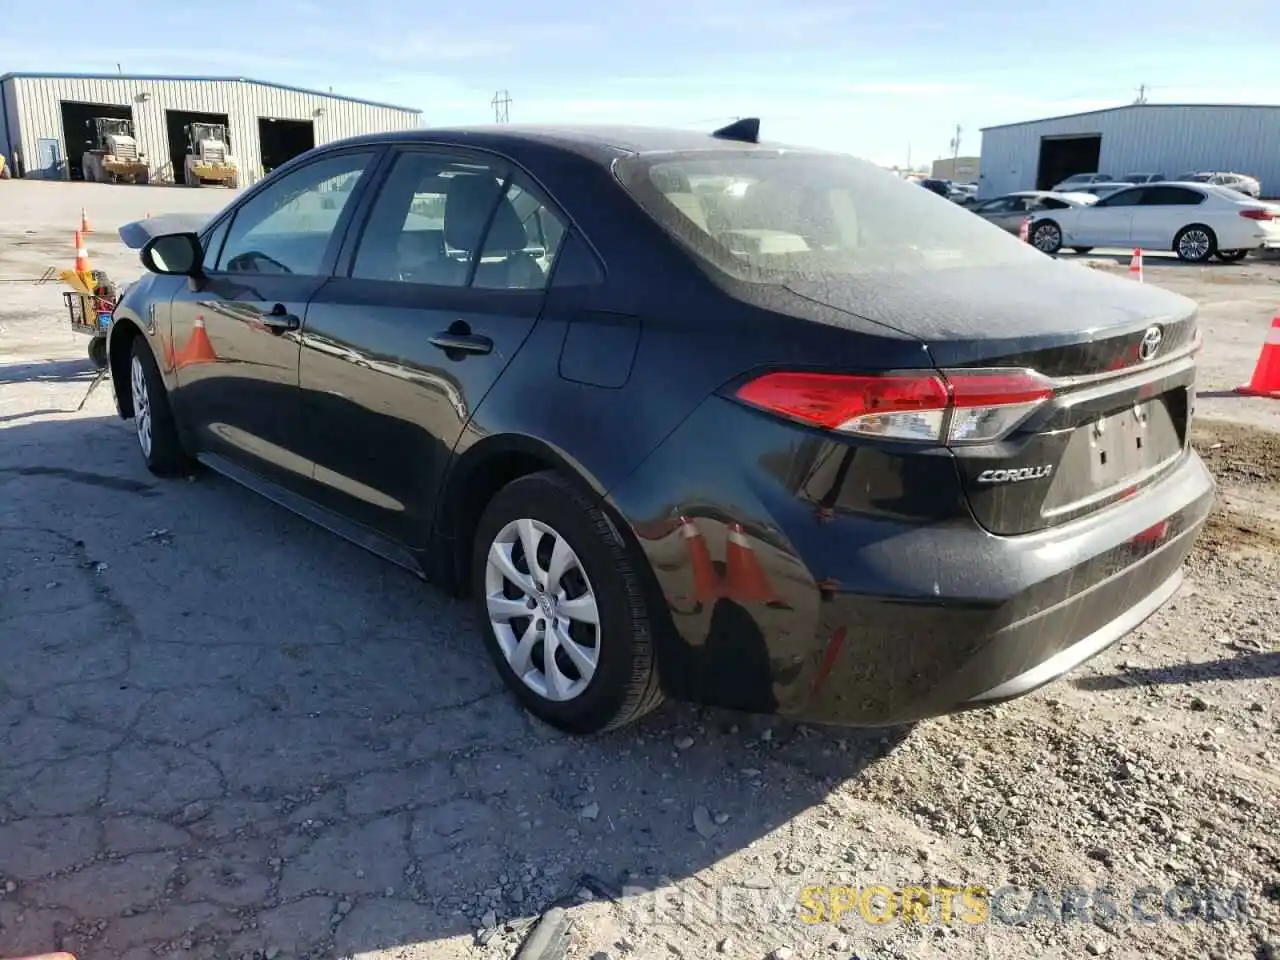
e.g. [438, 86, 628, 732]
[1178, 229, 1211, 261]
[484, 517, 600, 702]
[130, 354, 152, 458]
[1033, 224, 1061, 253]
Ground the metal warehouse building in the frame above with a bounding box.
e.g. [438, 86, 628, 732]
[0, 72, 421, 185]
[978, 103, 1280, 199]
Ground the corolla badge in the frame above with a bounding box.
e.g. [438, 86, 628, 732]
[977, 465, 1053, 484]
[1138, 325, 1163, 362]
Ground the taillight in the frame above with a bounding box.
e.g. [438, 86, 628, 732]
[1239, 208, 1274, 220]
[733, 369, 1054, 445]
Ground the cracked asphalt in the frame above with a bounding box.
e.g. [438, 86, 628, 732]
[2, 181, 1278, 960]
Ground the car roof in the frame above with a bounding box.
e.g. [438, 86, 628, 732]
[321, 124, 829, 167]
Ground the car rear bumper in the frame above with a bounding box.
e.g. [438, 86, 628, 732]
[610, 397, 1215, 727]
[964, 567, 1182, 703]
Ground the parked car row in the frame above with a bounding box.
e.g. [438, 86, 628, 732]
[910, 175, 979, 205]
[1053, 170, 1262, 198]
[968, 181, 1280, 262]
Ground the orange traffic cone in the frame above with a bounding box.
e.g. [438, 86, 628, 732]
[1018, 217, 1030, 244]
[1235, 311, 1280, 399]
[74, 230, 92, 288]
[679, 516, 722, 606]
[724, 522, 789, 609]
[80, 207, 92, 233]
[1129, 248, 1144, 282]
[175, 315, 218, 368]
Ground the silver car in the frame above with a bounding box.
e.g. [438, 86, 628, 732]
[1174, 171, 1262, 198]
[1050, 172, 1114, 192]
[969, 190, 1098, 235]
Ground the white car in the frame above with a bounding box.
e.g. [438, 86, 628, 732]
[1027, 182, 1280, 262]
[1175, 171, 1262, 198]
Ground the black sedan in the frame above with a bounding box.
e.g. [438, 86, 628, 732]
[106, 119, 1214, 735]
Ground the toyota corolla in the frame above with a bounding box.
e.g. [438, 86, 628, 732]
[106, 120, 1214, 734]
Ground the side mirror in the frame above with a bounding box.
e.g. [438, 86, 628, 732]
[141, 232, 203, 277]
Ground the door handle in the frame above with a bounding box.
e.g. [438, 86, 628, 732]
[429, 332, 493, 356]
[262, 305, 301, 333]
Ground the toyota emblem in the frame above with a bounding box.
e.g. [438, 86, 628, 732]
[1138, 325, 1163, 362]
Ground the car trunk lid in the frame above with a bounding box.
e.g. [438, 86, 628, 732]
[782, 260, 1200, 535]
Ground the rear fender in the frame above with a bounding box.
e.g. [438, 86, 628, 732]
[430, 431, 614, 591]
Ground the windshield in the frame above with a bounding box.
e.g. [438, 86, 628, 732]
[614, 150, 1040, 281]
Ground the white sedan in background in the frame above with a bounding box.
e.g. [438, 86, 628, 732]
[1027, 182, 1280, 262]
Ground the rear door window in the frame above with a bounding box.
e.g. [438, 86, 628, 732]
[349, 151, 567, 291]
[350, 151, 508, 287]
[1094, 188, 1146, 208]
[1139, 186, 1204, 206]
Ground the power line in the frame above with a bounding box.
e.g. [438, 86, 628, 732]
[491, 90, 511, 124]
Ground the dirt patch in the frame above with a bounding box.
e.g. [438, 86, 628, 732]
[1187, 420, 1280, 566]
[1193, 419, 1280, 485]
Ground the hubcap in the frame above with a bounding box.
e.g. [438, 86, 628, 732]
[484, 517, 600, 702]
[130, 354, 152, 458]
[1180, 230, 1210, 260]
[1033, 225, 1059, 252]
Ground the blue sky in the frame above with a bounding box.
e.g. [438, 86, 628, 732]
[5, 1, 1279, 166]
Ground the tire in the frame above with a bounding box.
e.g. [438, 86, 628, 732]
[1215, 249, 1248, 263]
[1031, 220, 1063, 254]
[128, 337, 193, 477]
[470, 470, 663, 734]
[1174, 224, 1216, 263]
[88, 336, 108, 370]
[1071, 246, 1094, 255]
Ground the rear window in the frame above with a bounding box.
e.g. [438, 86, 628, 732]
[1204, 184, 1252, 202]
[613, 150, 1038, 281]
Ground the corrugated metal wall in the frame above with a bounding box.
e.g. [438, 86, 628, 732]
[978, 105, 1280, 199]
[10, 76, 420, 183]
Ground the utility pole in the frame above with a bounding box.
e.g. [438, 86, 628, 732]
[1134, 84, 1149, 104]
[949, 124, 962, 178]
[491, 90, 511, 124]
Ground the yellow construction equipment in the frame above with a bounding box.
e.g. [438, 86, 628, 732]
[183, 122, 239, 187]
[82, 117, 150, 184]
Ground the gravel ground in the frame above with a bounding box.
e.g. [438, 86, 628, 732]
[0, 181, 1277, 960]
